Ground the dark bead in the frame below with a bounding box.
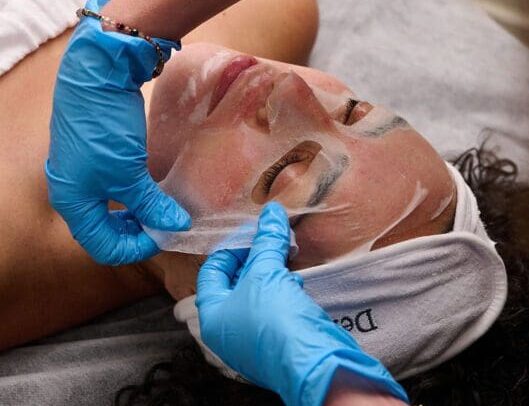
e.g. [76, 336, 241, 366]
[153, 62, 164, 78]
[116, 23, 125, 30]
[130, 28, 139, 37]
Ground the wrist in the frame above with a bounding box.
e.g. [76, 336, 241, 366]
[300, 352, 409, 406]
[72, 0, 178, 86]
[325, 368, 409, 406]
[297, 354, 343, 406]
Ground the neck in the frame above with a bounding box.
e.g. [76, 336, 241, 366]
[141, 251, 205, 301]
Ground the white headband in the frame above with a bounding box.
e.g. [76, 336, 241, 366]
[174, 163, 507, 381]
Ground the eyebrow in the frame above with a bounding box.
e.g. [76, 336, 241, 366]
[290, 154, 349, 230]
[361, 115, 409, 138]
[307, 154, 350, 207]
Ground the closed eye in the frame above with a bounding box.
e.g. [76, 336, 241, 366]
[343, 98, 359, 124]
[251, 141, 322, 204]
[342, 98, 373, 125]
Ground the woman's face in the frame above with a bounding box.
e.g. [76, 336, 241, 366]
[148, 43, 455, 268]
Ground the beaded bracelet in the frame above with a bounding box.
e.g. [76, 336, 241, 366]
[76, 8, 178, 78]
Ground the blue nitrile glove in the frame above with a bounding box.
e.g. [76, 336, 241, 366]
[46, 0, 191, 265]
[196, 202, 409, 406]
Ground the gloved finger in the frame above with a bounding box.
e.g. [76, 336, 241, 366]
[196, 249, 243, 308]
[120, 173, 192, 232]
[110, 209, 135, 221]
[74, 202, 160, 265]
[241, 202, 291, 280]
[230, 248, 251, 287]
[209, 225, 250, 288]
[228, 248, 250, 266]
[109, 210, 142, 235]
[291, 272, 304, 288]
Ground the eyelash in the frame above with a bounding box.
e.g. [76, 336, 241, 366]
[343, 98, 359, 124]
[261, 152, 305, 194]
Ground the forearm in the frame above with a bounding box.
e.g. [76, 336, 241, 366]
[325, 369, 408, 406]
[101, 0, 240, 41]
[326, 391, 407, 406]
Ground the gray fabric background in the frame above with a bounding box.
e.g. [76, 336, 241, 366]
[310, 0, 529, 180]
[0, 295, 187, 405]
[1, 0, 528, 405]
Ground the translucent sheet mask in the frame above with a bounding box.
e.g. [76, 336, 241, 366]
[145, 67, 434, 259]
[146, 71, 350, 253]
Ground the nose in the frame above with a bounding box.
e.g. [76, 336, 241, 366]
[266, 71, 337, 134]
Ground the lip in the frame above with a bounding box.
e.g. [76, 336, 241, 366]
[208, 55, 258, 115]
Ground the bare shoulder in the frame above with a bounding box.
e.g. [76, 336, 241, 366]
[183, 0, 319, 65]
[0, 30, 73, 263]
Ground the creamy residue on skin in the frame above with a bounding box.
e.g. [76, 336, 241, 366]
[178, 76, 197, 107]
[200, 50, 233, 82]
[188, 95, 211, 125]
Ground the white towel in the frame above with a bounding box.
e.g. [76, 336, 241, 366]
[0, 0, 84, 76]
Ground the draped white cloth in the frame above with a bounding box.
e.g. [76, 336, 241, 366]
[0, 0, 84, 76]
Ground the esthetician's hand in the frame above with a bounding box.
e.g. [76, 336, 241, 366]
[46, 0, 242, 265]
[46, 0, 193, 265]
[196, 202, 409, 406]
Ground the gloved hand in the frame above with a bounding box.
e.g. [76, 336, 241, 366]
[46, 0, 190, 265]
[196, 202, 409, 406]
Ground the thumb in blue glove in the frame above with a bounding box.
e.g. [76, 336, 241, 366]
[46, 0, 191, 265]
[196, 202, 409, 406]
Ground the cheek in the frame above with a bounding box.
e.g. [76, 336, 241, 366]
[289, 186, 361, 267]
[291, 210, 374, 269]
[148, 116, 196, 182]
[176, 157, 250, 211]
[289, 158, 413, 267]
[173, 139, 265, 211]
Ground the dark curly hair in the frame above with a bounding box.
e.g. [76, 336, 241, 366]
[114, 335, 283, 406]
[401, 147, 529, 406]
[115, 146, 529, 406]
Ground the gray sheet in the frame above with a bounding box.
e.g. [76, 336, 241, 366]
[0, 295, 189, 406]
[311, 0, 529, 180]
[2, 0, 528, 405]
